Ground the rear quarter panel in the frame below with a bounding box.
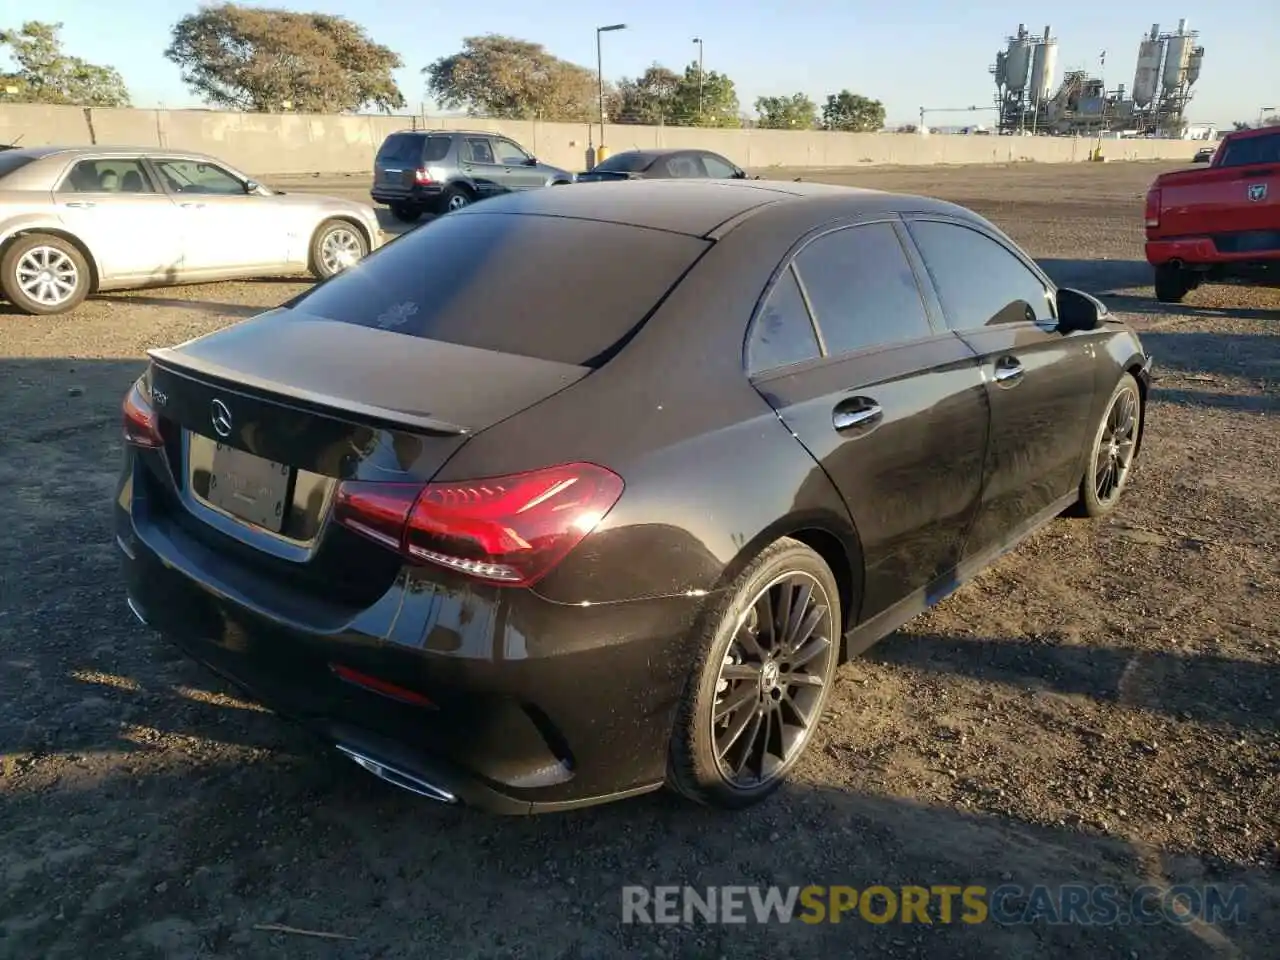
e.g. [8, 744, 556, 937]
[433, 209, 864, 608]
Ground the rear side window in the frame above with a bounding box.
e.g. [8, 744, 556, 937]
[289, 212, 709, 367]
[57, 158, 155, 194]
[1218, 132, 1280, 167]
[747, 266, 821, 374]
[906, 220, 1053, 330]
[793, 222, 934, 355]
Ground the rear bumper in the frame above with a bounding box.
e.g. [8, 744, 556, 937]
[369, 183, 444, 206]
[116, 453, 706, 814]
[1145, 237, 1280, 267]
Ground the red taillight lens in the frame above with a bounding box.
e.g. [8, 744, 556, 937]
[122, 380, 164, 448]
[333, 462, 624, 587]
[414, 167, 432, 184]
[1145, 187, 1161, 228]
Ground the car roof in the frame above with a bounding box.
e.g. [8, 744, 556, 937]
[3, 145, 228, 162]
[1224, 125, 1280, 141]
[385, 129, 501, 138]
[451, 178, 974, 239]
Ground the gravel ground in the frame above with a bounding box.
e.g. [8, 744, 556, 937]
[1, 162, 1277, 960]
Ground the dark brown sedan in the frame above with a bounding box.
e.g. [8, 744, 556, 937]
[117, 179, 1153, 813]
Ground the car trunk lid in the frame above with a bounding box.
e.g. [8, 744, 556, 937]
[144, 307, 590, 566]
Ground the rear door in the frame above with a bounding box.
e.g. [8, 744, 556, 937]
[1159, 130, 1280, 238]
[53, 156, 184, 282]
[373, 132, 428, 199]
[747, 219, 990, 619]
[458, 137, 504, 198]
[903, 216, 1097, 560]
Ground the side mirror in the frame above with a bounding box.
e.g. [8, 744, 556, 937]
[1056, 287, 1107, 333]
[245, 180, 261, 194]
[524, 157, 538, 166]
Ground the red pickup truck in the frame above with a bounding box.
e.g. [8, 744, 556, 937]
[1144, 126, 1280, 302]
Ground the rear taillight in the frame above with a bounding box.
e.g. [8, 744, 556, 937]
[333, 462, 624, 587]
[414, 167, 433, 184]
[122, 380, 164, 448]
[1145, 186, 1161, 228]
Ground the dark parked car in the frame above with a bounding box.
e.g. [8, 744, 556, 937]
[575, 148, 750, 182]
[118, 179, 1153, 814]
[370, 129, 574, 222]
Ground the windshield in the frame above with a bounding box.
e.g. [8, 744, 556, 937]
[594, 152, 656, 173]
[288, 211, 709, 367]
[0, 153, 36, 181]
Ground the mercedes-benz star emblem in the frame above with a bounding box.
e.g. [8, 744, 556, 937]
[210, 398, 233, 438]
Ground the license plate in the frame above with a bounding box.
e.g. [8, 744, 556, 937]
[207, 442, 291, 533]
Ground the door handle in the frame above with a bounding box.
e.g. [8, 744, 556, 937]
[179, 201, 206, 209]
[993, 357, 1024, 385]
[63, 201, 95, 208]
[832, 397, 883, 432]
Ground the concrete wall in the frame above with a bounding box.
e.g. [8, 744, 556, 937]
[1, 103, 1201, 176]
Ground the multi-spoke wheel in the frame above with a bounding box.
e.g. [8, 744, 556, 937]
[668, 537, 842, 809]
[309, 220, 369, 281]
[1073, 372, 1143, 518]
[1, 233, 91, 316]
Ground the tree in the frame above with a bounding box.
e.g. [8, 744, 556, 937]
[0, 21, 130, 106]
[613, 65, 681, 125]
[165, 4, 404, 113]
[425, 35, 602, 121]
[754, 93, 818, 130]
[671, 62, 739, 127]
[821, 90, 886, 133]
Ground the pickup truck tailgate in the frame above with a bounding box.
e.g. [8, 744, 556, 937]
[1155, 163, 1279, 243]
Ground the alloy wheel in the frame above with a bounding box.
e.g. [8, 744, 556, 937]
[320, 228, 363, 274]
[711, 571, 834, 788]
[16, 246, 79, 308]
[447, 193, 470, 211]
[1095, 383, 1140, 505]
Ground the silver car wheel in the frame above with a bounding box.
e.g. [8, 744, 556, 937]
[16, 246, 79, 308]
[320, 227, 363, 274]
[447, 193, 470, 211]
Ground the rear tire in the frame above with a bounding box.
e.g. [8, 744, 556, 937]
[390, 203, 422, 223]
[437, 185, 473, 214]
[308, 219, 368, 281]
[667, 538, 842, 810]
[1, 233, 91, 316]
[1154, 264, 1190, 303]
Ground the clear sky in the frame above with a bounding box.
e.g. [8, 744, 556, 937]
[10, 1, 1279, 127]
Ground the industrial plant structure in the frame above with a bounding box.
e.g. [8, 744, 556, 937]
[990, 18, 1204, 137]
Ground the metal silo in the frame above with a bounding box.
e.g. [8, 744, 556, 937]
[1029, 25, 1057, 103]
[993, 49, 1007, 87]
[1186, 47, 1204, 86]
[1005, 25, 1032, 94]
[1163, 21, 1193, 93]
[1132, 24, 1163, 109]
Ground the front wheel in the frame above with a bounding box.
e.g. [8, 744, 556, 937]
[309, 220, 368, 281]
[1, 233, 91, 316]
[1071, 372, 1143, 519]
[667, 537, 842, 810]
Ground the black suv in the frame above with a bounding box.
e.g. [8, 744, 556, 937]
[371, 130, 576, 222]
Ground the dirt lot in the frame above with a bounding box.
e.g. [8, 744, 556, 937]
[1, 162, 1276, 960]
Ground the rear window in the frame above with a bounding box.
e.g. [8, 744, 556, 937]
[377, 134, 450, 164]
[0, 153, 37, 181]
[290, 211, 709, 367]
[594, 152, 655, 173]
[1218, 132, 1280, 167]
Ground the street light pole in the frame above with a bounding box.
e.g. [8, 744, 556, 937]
[595, 24, 627, 163]
[692, 37, 704, 121]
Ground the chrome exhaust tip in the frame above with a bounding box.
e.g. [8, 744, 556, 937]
[335, 744, 458, 804]
[126, 596, 149, 626]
